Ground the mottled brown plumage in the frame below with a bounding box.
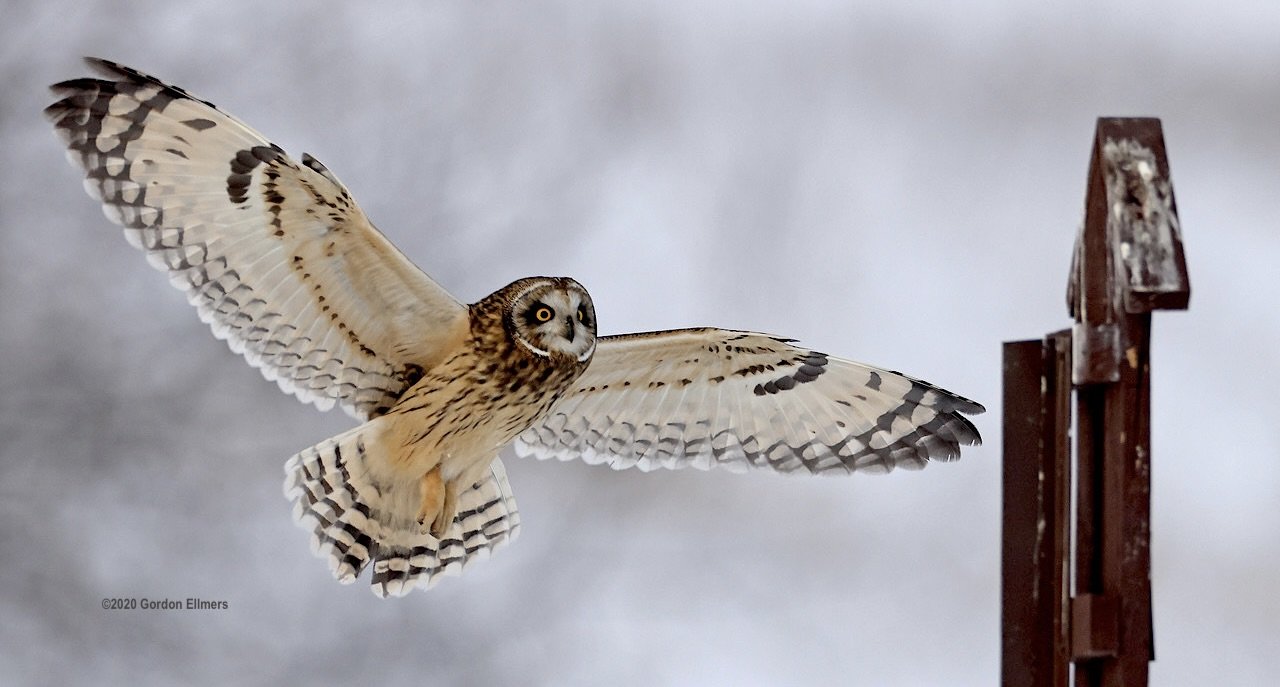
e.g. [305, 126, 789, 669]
[379, 277, 594, 536]
[271, 275, 597, 596]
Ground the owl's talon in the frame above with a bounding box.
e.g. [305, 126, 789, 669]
[417, 466, 460, 538]
[417, 466, 445, 532]
[429, 481, 458, 538]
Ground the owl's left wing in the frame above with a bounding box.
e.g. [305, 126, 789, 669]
[46, 59, 468, 420]
[514, 328, 984, 475]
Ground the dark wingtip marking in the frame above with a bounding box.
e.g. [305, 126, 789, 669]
[793, 366, 820, 383]
[227, 172, 252, 204]
[750, 351, 828, 395]
[181, 117, 216, 131]
[230, 151, 257, 175]
[251, 145, 283, 163]
[226, 146, 286, 204]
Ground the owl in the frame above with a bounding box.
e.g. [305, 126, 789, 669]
[47, 59, 984, 597]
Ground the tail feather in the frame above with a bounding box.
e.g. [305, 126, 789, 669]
[368, 462, 521, 597]
[283, 424, 521, 597]
[284, 428, 381, 582]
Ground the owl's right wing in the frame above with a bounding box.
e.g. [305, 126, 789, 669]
[515, 328, 984, 475]
[46, 59, 467, 420]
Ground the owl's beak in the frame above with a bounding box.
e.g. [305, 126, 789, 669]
[564, 316, 575, 343]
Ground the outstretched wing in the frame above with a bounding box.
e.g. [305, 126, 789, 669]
[515, 328, 984, 475]
[46, 58, 467, 420]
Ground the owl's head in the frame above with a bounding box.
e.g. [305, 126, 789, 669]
[500, 277, 597, 363]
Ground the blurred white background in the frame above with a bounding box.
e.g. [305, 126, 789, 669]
[1, 1, 1277, 685]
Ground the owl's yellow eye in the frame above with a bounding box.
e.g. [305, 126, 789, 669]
[533, 306, 554, 323]
[576, 306, 586, 322]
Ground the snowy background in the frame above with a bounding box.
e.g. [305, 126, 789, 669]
[2, 1, 1277, 685]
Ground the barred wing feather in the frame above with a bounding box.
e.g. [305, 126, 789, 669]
[515, 328, 984, 475]
[45, 58, 467, 420]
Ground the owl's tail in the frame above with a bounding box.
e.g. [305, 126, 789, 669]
[283, 421, 522, 597]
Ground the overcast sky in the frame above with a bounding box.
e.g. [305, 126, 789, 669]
[2, 2, 1277, 685]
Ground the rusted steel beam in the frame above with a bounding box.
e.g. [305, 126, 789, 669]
[1073, 313, 1155, 687]
[1002, 339, 1046, 687]
[1046, 330, 1073, 683]
[1001, 331, 1071, 687]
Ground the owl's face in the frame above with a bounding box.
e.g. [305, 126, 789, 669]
[506, 277, 597, 362]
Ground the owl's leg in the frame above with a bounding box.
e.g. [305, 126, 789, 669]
[417, 466, 445, 534]
[429, 480, 458, 538]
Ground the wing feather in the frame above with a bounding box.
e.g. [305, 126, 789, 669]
[515, 328, 984, 475]
[46, 58, 467, 419]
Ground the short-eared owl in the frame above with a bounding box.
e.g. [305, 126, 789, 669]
[47, 59, 984, 597]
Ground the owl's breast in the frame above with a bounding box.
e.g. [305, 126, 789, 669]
[384, 345, 587, 479]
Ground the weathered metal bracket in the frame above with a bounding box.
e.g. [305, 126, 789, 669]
[1071, 593, 1119, 659]
[1072, 322, 1120, 385]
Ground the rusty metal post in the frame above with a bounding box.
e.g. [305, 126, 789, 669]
[1002, 331, 1071, 687]
[1068, 118, 1188, 686]
[1002, 117, 1190, 687]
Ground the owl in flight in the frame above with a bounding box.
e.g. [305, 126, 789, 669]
[47, 59, 984, 597]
